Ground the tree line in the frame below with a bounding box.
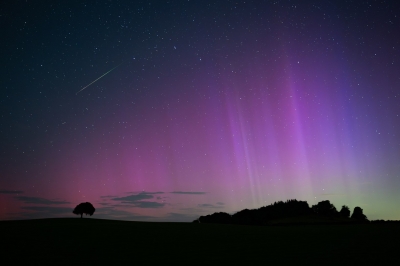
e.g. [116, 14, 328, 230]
[193, 199, 368, 225]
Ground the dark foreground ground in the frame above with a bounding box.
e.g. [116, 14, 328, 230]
[2, 218, 399, 265]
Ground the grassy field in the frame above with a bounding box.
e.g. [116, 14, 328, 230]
[2, 218, 399, 264]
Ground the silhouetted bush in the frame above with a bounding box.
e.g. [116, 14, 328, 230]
[73, 202, 95, 218]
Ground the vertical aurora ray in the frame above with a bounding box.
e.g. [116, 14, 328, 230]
[286, 78, 315, 200]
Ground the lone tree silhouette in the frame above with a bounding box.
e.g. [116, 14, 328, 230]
[73, 202, 95, 218]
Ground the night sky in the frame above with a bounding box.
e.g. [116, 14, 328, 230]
[1, 0, 399, 222]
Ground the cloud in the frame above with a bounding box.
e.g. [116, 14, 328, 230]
[133, 201, 165, 208]
[140, 191, 164, 195]
[319, 193, 346, 197]
[4, 195, 71, 219]
[198, 203, 224, 209]
[22, 206, 72, 214]
[170, 191, 206, 195]
[0, 190, 23, 194]
[110, 192, 165, 208]
[15, 196, 70, 205]
[111, 193, 154, 202]
[198, 204, 215, 208]
[179, 207, 208, 213]
[94, 207, 155, 221]
[124, 191, 164, 195]
[15, 206, 73, 219]
[177, 202, 225, 215]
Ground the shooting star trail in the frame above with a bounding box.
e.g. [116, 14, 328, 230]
[76, 64, 120, 95]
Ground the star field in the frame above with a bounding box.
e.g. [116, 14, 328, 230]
[1, 0, 400, 221]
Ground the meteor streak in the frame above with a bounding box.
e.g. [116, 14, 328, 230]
[76, 64, 120, 94]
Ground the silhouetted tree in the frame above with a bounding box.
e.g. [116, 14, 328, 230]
[312, 200, 337, 216]
[339, 205, 351, 218]
[73, 202, 95, 218]
[256, 199, 312, 222]
[230, 199, 312, 225]
[351, 206, 368, 221]
[195, 199, 369, 226]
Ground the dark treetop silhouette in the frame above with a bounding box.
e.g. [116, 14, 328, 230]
[339, 205, 351, 218]
[311, 200, 337, 216]
[73, 202, 95, 218]
[194, 199, 369, 225]
[351, 206, 368, 221]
